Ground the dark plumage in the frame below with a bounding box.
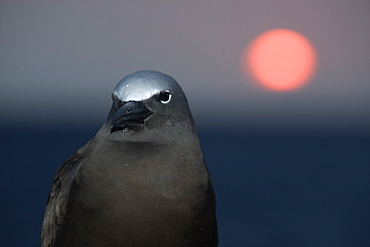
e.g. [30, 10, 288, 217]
[41, 71, 218, 246]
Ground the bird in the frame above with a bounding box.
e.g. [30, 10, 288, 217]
[41, 70, 218, 247]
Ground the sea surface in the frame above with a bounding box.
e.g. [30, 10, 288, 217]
[1, 127, 370, 246]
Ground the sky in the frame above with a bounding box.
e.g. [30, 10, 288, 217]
[1, 0, 370, 133]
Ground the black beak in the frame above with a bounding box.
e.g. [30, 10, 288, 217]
[110, 101, 153, 133]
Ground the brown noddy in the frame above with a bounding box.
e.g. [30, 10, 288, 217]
[41, 70, 218, 246]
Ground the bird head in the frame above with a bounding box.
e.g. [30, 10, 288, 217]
[105, 70, 196, 142]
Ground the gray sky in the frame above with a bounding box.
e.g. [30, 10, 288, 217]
[1, 0, 370, 132]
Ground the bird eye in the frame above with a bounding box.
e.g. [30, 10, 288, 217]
[159, 91, 171, 104]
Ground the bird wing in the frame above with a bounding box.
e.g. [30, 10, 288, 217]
[41, 151, 83, 247]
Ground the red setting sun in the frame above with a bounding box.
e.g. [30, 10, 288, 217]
[242, 29, 317, 91]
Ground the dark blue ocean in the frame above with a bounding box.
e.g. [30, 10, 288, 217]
[1, 128, 370, 246]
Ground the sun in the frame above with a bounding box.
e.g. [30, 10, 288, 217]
[242, 29, 317, 91]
